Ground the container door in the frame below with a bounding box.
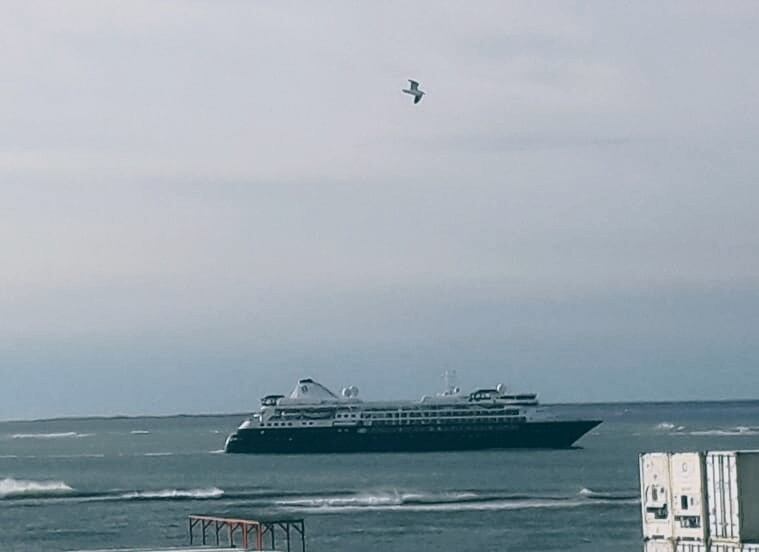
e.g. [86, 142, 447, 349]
[641, 452, 674, 539]
[706, 452, 740, 541]
[671, 452, 707, 541]
[736, 451, 759, 542]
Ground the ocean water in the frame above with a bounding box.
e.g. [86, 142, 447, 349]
[2, 402, 759, 552]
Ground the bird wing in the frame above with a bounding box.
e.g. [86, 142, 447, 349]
[408, 80, 419, 90]
[414, 94, 422, 104]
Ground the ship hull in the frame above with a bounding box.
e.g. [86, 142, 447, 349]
[224, 420, 601, 454]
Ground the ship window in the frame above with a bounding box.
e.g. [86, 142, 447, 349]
[681, 495, 689, 510]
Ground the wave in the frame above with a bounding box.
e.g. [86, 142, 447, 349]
[655, 422, 675, 430]
[1, 483, 225, 502]
[686, 427, 759, 436]
[1, 483, 639, 510]
[143, 452, 173, 457]
[578, 487, 638, 501]
[0, 478, 75, 499]
[130, 430, 151, 435]
[273, 488, 639, 514]
[49, 454, 106, 459]
[276, 490, 478, 508]
[670, 426, 759, 436]
[117, 487, 224, 501]
[10, 432, 93, 439]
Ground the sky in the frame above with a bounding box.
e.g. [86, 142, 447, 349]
[1, 2, 758, 419]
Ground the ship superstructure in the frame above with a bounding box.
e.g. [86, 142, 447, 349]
[224, 377, 600, 454]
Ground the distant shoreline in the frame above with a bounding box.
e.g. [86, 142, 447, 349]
[2, 398, 759, 425]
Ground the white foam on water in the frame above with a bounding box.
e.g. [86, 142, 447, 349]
[143, 452, 174, 457]
[655, 422, 675, 430]
[0, 477, 74, 499]
[274, 488, 637, 514]
[119, 487, 224, 500]
[11, 431, 93, 439]
[277, 495, 637, 514]
[130, 430, 151, 435]
[49, 453, 106, 459]
[676, 426, 759, 436]
[277, 490, 481, 509]
[577, 487, 637, 500]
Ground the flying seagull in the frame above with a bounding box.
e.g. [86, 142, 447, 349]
[402, 79, 425, 104]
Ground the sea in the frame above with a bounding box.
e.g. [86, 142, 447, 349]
[2, 401, 759, 552]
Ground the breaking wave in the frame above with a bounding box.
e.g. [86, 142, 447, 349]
[1, 483, 638, 510]
[0, 478, 75, 499]
[10, 432, 94, 439]
[49, 454, 106, 459]
[117, 487, 224, 500]
[683, 426, 759, 436]
[578, 487, 638, 501]
[1, 482, 225, 502]
[273, 488, 639, 514]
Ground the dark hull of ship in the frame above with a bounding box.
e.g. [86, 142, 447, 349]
[224, 420, 601, 454]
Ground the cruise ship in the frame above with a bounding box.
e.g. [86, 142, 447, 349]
[224, 377, 601, 453]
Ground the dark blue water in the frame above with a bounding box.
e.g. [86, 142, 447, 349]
[2, 402, 759, 552]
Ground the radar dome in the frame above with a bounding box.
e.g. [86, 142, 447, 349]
[341, 387, 351, 397]
[348, 385, 359, 397]
[496, 383, 506, 394]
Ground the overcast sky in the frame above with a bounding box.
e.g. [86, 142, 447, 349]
[1, 2, 758, 419]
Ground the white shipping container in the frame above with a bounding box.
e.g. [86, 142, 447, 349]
[644, 539, 675, 552]
[676, 542, 707, 552]
[641, 452, 674, 539]
[671, 452, 708, 541]
[706, 451, 759, 542]
[711, 544, 759, 552]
